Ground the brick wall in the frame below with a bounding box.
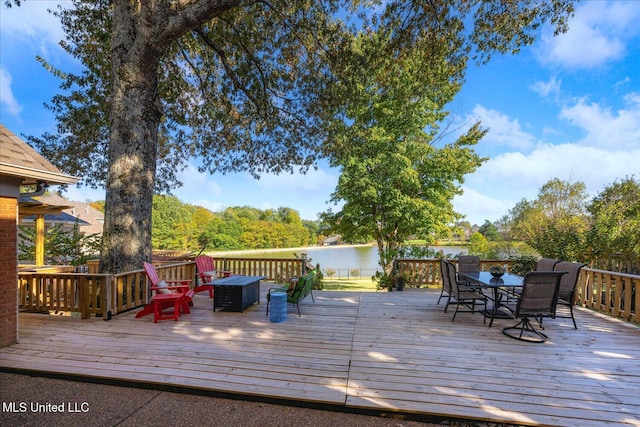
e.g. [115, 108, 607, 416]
[0, 196, 18, 347]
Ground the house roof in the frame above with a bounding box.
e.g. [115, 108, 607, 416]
[21, 211, 90, 226]
[0, 123, 78, 186]
[17, 195, 72, 218]
[37, 194, 104, 235]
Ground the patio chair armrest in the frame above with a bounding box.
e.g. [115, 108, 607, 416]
[151, 285, 188, 291]
[164, 279, 192, 285]
[458, 279, 482, 288]
[558, 287, 576, 303]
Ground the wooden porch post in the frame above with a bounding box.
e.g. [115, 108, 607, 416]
[35, 214, 45, 265]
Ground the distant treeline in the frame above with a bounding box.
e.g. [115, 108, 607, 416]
[150, 195, 325, 251]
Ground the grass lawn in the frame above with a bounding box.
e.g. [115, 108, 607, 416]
[321, 277, 380, 292]
[320, 277, 436, 292]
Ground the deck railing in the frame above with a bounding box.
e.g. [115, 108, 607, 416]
[395, 259, 638, 323]
[18, 262, 197, 319]
[87, 257, 305, 280]
[214, 257, 305, 280]
[394, 259, 515, 287]
[105, 261, 197, 318]
[579, 268, 639, 323]
[18, 258, 638, 324]
[19, 258, 301, 319]
[18, 272, 111, 319]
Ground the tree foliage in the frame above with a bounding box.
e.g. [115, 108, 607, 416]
[507, 178, 589, 261]
[505, 177, 640, 272]
[151, 195, 194, 250]
[8, 0, 576, 273]
[478, 220, 500, 241]
[468, 232, 490, 258]
[586, 177, 640, 273]
[150, 197, 316, 252]
[321, 10, 489, 287]
[18, 222, 102, 266]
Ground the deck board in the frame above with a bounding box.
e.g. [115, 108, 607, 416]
[1, 286, 639, 426]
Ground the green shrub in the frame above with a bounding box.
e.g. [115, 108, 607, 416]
[509, 255, 537, 276]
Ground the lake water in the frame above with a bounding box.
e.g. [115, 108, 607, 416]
[220, 245, 467, 278]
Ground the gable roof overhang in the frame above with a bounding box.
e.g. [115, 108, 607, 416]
[0, 124, 79, 187]
[0, 163, 79, 186]
[17, 196, 73, 219]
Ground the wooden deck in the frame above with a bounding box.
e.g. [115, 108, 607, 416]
[1, 286, 639, 426]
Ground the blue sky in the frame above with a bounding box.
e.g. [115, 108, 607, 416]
[2, 1, 639, 226]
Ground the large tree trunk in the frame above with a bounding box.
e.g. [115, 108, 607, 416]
[99, 3, 162, 274]
[99, 64, 161, 273]
[98, 1, 239, 273]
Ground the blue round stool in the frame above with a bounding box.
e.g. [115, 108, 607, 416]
[269, 291, 287, 323]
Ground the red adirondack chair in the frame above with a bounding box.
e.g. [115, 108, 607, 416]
[193, 255, 233, 298]
[135, 262, 194, 323]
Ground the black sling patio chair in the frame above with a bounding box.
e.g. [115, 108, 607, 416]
[502, 271, 566, 343]
[437, 259, 452, 305]
[503, 257, 560, 304]
[445, 261, 487, 323]
[456, 255, 482, 289]
[458, 255, 481, 273]
[536, 257, 560, 271]
[553, 261, 587, 329]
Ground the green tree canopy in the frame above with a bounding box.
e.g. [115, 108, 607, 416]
[468, 231, 490, 258]
[199, 215, 244, 251]
[149, 196, 316, 252]
[151, 195, 194, 250]
[8, 0, 575, 273]
[321, 25, 487, 286]
[507, 178, 589, 261]
[478, 220, 500, 241]
[586, 177, 640, 272]
[18, 222, 101, 266]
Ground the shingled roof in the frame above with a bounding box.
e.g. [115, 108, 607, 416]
[36, 194, 104, 236]
[0, 123, 78, 186]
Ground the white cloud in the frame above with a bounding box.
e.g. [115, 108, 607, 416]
[614, 77, 632, 91]
[470, 105, 536, 151]
[529, 76, 561, 99]
[171, 163, 228, 210]
[542, 126, 562, 137]
[176, 163, 222, 196]
[0, 1, 68, 43]
[0, 68, 22, 116]
[517, 144, 635, 188]
[453, 187, 513, 226]
[536, 1, 640, 69]
[459, 143, 640, 224]
[559, 93, 640, 150]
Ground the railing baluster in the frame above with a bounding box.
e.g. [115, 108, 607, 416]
[17, 260, 638, 324]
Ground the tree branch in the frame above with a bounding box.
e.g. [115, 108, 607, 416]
[193, 26, 263, 109]
[154, 0, 243, 51]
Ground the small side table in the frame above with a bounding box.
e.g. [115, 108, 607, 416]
[269, 291, 287, 323]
